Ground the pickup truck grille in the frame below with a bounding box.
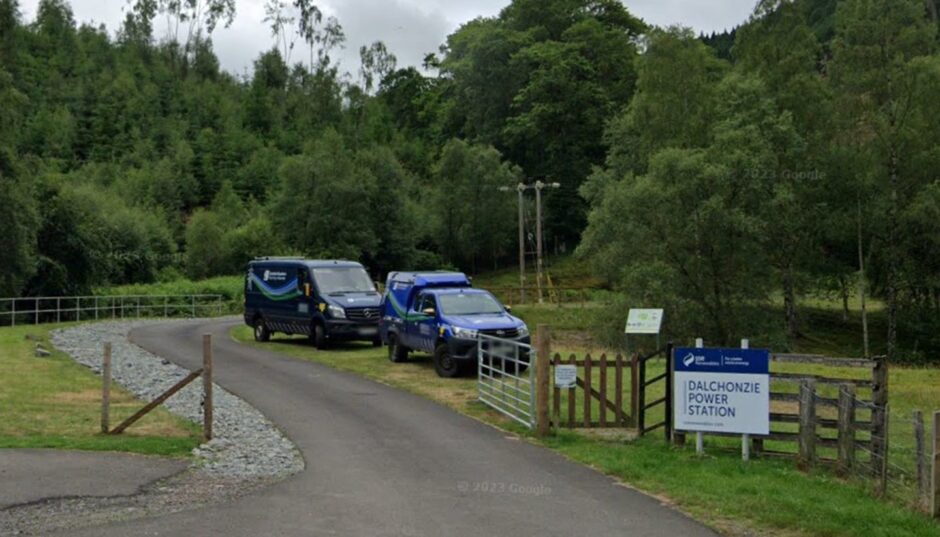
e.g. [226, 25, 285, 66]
[480, 328, 520, 339]
[346, 307, 381, 322]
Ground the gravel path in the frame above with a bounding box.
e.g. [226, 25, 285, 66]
[0, 320, 304, 536]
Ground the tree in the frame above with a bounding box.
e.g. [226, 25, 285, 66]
[431, 139, 518, 272]
[831, 0, 938, 359]
[359, 41, 396, 93]
[269, 130, 378, 260]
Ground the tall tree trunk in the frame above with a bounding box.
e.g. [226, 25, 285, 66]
[783, 264, 800, 342]
[886, 148, 900, 362]
[839, 274, 850, 322]
[857, 195, 870, 358]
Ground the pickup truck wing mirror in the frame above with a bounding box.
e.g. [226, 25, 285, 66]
[422, 307, 436, 316]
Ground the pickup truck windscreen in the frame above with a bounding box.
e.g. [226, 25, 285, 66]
[313, 268, 376, 294]
[438, 293, 504, 315]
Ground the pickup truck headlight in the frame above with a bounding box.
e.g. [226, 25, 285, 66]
[452, 326, 479, 339]
[328, 305, 346, 319]
[517, 325, 529, 337]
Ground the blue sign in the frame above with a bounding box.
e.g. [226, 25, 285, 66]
[673, 347, 770, 435]
[674, 347, 769, 374]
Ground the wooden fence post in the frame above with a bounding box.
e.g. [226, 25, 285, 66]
[535, 325, 550, 438]
[914, 410, 926, 503]
[665, 341, 675, 444]
[583, 353, 592, 428]
[871, 356, 889, 478]
[931, 411, 939, 518]
[630, 353, 639, 428]
[101, 343, 111, 433]
[837, 384, 856, 473]
[799, 379, 817, 468]
[203, 333, 213, 441]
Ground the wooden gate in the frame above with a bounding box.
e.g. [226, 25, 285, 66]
[550, 353, 633, 428]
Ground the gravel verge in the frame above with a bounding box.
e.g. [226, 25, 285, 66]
[0, 320, 304, 536]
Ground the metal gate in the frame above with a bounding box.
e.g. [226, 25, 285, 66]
[477, 334, 535, 428]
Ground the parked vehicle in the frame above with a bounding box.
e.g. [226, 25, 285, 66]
[244, 257, 382, 348]
[379, 271, 530, 377]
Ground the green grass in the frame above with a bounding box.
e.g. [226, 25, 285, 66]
[230, 325, 940, 537]
[0, 323, 201, 457]
[96, 275, 245, 314]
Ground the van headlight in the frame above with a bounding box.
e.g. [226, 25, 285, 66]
[452, 326, 479, 339]
[328, 305, 346, 319]
[517, 325, 529, 337]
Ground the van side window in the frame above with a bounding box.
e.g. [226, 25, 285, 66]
[297, 268, 307, 290]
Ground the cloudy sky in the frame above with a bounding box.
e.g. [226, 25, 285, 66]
[19, 0, 757, 77]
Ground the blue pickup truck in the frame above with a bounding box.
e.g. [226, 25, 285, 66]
[244, 258, 382, 348]
[379, 271, 530, 377]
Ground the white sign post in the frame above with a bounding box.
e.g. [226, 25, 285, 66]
[673, 341, 770, 459]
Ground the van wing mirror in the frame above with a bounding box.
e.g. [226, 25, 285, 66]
[422, 307, 436, 316]
[505, 305, 512, 313]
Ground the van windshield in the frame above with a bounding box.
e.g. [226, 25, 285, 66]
[312, 268, 376, 294]
[438, 293, 504, 315]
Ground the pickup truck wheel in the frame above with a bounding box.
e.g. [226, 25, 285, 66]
[387, 335, 408, 363]
[434, 343, 460, 378]
[312, 323, 328, 349]
[253, 320, 270, 342]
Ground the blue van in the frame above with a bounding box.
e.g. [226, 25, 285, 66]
[378, 271, 530, 377]
[244, 258, 382, 348]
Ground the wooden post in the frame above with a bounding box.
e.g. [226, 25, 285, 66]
[915, 410, 926, 502]
[665, 341, 675, 444]
[695, 338, 703, 454]
[871, 356, 889, 478]
[931, 411, 939, 518]
[535, 325, 550, 437]
[599, 354, 608, 427]
[799, 379, 817, 468]
[837, 384, 857, 473]
[583, 353, 592, 428]
[203, 333, 213, 441]
[636, 357, 646, 436]
[877, 404, 890, 497]
[552, 353, 561, 429]
[567, 354, 576, 428]
[615, 354, 624, 427]
[101, 343, 112, 433]
[630, 353, 639, 428]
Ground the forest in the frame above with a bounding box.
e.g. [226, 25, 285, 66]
[2, 0, 940, 359]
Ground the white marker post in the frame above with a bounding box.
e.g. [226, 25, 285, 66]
[741, 338, 750, 462]
[695, 337, 704, 456]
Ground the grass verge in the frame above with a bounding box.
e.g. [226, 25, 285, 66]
[230, 325, 940, 537]
[0, 323, 201, 457]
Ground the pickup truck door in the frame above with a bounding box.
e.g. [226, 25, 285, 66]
[407, 293, 437, 353]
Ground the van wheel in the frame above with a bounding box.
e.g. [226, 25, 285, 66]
[388, 335, 408, 363]
[312, 323, 328, 349]
[434, 343, 460, 378]
[253, 320, 270, 342]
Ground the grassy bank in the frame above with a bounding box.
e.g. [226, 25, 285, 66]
[0, 324, 201, 456]
[230, 325, 940, 537]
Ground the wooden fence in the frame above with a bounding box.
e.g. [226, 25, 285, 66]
[101, 334, 214, 441]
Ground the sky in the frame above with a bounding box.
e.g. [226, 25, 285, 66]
[19, 0, 757, 77]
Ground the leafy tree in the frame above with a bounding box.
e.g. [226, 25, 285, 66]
[831, 0, 939, 359]
[431, 139, 518, 272]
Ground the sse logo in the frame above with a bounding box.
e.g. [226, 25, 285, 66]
[683, 353, 696, 367]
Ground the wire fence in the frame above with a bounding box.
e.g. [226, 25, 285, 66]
[0, 295, 226, 327]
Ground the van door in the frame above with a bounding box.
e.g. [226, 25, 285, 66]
[407, 293, 438, 353]
[291, 266, 313, 334]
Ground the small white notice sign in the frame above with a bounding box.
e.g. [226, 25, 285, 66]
[554, 365, 577, 389]
[625, 309, 664, 334]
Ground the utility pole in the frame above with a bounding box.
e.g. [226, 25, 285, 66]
[534, 180, 561, 304]
[500, 180, 560, 305]
[517, 184, 526, 304]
